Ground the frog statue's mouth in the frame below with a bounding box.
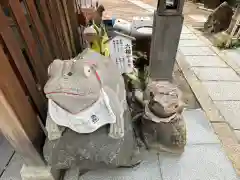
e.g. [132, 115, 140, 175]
[44, 66, 102, 114]
[45, 88, 100, 114]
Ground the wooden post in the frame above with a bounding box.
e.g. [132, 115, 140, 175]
[66, 0, 82, 53]
[47, 0, 69, 59]
[0, 6, 46, 119]
[23, 0, 54, 66]
[0, 46, 44, 166]
[55, 0, 73, 57]
[62, 0, 77, 56]
[8, 0, 48, 86]
[38, 0, 62, 58]
[149, 0, 184, 80]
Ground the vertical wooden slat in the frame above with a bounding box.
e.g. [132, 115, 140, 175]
[38, 0, 61, 58]
[23, 0, 53, 66]
[8, 0, 47, 86]
[66, 0, 82, 53]
[0, 6, 45, 119]
[62, 0, 76, 56]
[0, 90, 45, 166]
[48, 0, 69, 59]
[0, 46, 44, 166]
[56, 0, 72, 57]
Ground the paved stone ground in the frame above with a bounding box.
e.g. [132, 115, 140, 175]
[0, 133, 23, 180]
[121, 0, 240, 176]
[177, 24, 240, 175]
[1, 1, 240, 179]
[102, 0, 152, 21]
[66, 109, 239, 180]
[75, 0, 240, 179]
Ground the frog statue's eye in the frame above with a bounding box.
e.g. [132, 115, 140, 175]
[83, 65, 92, 77]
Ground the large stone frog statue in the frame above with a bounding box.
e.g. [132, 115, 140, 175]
[43, 49, 141, 172]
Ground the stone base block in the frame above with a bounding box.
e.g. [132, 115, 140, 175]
[20, 164, 60, 180]
[63, 168, 80, 180]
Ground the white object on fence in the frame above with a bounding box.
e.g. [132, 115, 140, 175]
[109, 31, 135, 74]
[75, 0, 98, 9]
[113, 19, 132, 35]
[131, 16, 153, 37]
[226, 6, 240, 47]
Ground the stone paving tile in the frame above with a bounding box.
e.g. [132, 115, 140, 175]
[0, 135, 15, 175]
[79, 151, 162, 180]
[127, 0, 155, 12]
[192, 67, 240, 81]
[182, 55, 228, 67]
[183, 109, 220, 144]
[188, 14, 207, 23]
[212, 123, 240, 175]
[159, 144, 239, 180]
[234, 130, 240, 142]
[214, 101, 240, 130]
[101, 0, 150, 21]
[181, 26, 192, 34]
[179, 39, 206, 47]
[0, 153, 23, 180]
[180, 47, 216, 56]
[224, 49, 240, 69]
[180, 33, 198, 40]
[202, 82, 240, 101]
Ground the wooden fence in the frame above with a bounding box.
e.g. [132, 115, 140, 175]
[0, 0, 83, 166]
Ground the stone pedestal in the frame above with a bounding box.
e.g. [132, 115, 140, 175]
[20, 165, 60, 180]
[149, 12, 183, 80]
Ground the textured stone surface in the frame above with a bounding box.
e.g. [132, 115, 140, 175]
[79, 152, 162, 180]
[181, 26, 192, 34]
[0, 135, 15, 175]
[149, 14, 183, 80]
[189, 14, 207, 23]
[234, 130, 240, 142]
[100, 0, 150, 21]
[224, 49, 240, 68]
[183, 109, 220, 145]
[182, 55, 227, 67]
[180, 33, 198, 40]
[214, 101, 240, 130]
[20, 165, 56, 180]
[202, 82, 240, 100]
[192, 67, 240, 81]
[0, 154, 24, 180]
[63, 168, 80, 180]
[212, 123, 240, 175]
[179, 39, 206, 47]
[180, 47, 216, 56]
[159, 144, 239, 180]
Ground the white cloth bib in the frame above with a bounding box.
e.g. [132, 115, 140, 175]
[48, 90, 116, 134]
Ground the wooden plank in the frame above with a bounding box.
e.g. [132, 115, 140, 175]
[8, 0, 47, 86]
[23, 0, 53, 66]
[66, 0, 82, 53]
[0, 47, 44, 166]
[47, 0, 69, 59]
[56, 0, 72, 57]
[0, 0, 8, 7]
[0, 7, 46, 118]
[62, 0, 76, 56]
[38, 0, 61, 58]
